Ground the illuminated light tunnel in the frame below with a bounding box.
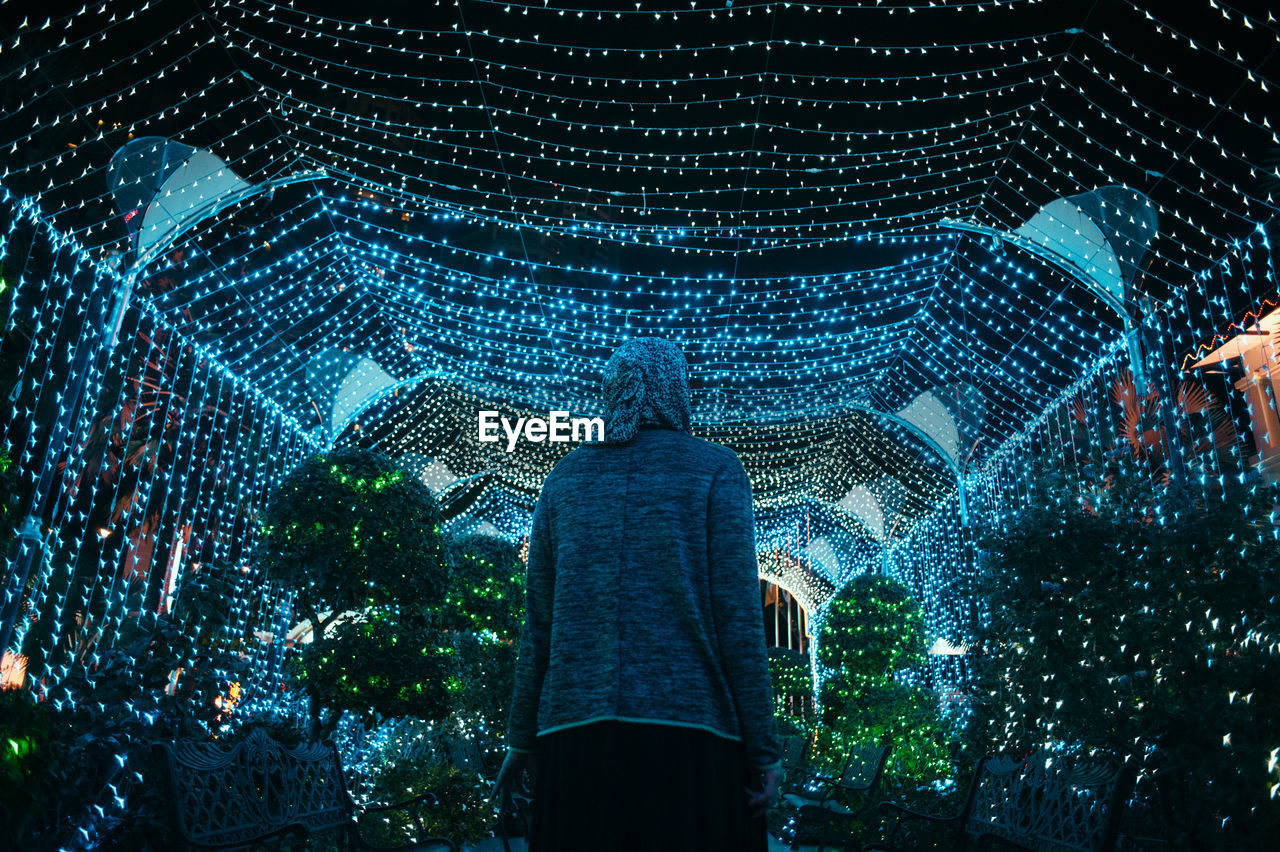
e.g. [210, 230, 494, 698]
[0, 1, 1278, 848]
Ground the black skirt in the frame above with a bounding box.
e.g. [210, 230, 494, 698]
[528, 719, 768, 852]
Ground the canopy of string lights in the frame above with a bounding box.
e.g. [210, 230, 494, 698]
[1, 0, 1277, 648]
[5, 3, 1280, 847]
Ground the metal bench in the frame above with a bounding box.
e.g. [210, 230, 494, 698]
[780, 740, 892, 852]
[156, 728, 457, 851]
[864, 751, 1134, 852]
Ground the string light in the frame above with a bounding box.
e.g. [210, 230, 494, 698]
[0, 1, 1278, 841]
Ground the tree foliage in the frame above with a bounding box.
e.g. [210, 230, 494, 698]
[768, 646, 815, 734]
[818, 574, 927, 675]
[970, 460, 1280, 850]
[288, 609, 454, 728]
[258, 448, 447, 635]
[440, 533, 526, 749]
[443, 533, 526, 642]
[360, 759, 497, 848]
[258, 448, 451, 734]
[815, 574, 950, 787]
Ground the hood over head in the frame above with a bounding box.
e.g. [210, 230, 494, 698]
[600, 337, 692, 444]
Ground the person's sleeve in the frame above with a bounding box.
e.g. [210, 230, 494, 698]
[507, 488, 554, 754]
[707, 454, 783, 773]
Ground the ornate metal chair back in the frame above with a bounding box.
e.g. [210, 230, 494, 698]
[837, 741, 891, 794]
[444, 735, 492, 777]
[780, 735, 808, 771]
[966, 751, 1133, 852]
[158, 728, 352, 849]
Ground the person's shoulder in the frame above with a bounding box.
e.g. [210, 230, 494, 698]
[698, 437, 742, 467]
[650, 430, 743, 473]
[667, 430, 737, 462]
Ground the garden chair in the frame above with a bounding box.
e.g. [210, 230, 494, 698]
[156, 728, 457, 851]
[863, 750, 1134, 852]
[442, 734, 531, 852]
[779, 740, 892, 852]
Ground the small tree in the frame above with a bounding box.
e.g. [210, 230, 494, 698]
[258, 448, 451, 735]
[814, 574, 950, 788]
[443, 533, 526, 644]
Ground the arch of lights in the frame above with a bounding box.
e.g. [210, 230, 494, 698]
[0, 0, 1276, 727]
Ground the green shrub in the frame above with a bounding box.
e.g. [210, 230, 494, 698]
[359, 759, 497, 848]
[258, 449, 451, 736]
[442, 534, 526, 749]
[768, 646, 815, 734]
[970, 462, 1280, 849]
[814, 574, 950, 788]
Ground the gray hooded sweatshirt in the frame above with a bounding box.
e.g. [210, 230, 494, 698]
[507, 338, 783, 772]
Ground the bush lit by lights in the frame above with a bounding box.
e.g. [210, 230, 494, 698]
[969, 458, 1280, 849]
[259, 448, 451, 736]
[768, 646, 816, 734]
[813, 574, 950, 789]
[441, 534, 526, 752]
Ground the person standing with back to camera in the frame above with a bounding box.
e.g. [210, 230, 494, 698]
[493, 336, 784, 852]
